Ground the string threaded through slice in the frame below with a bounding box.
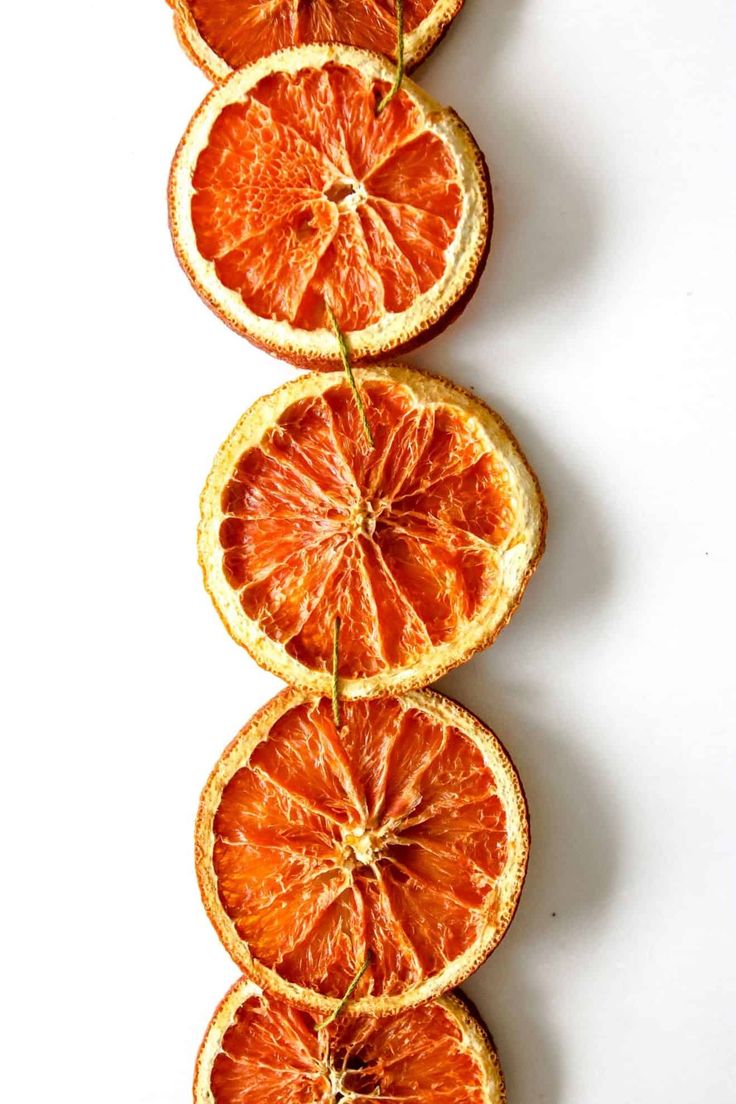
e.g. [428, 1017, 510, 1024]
[377, 0, 406, 115]
[169, 46, 492, 369]
[198, 364, 545, 698]
[195, 686, 530, 1016]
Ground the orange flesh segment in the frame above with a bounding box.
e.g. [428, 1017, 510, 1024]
[219, 379, 516, 678]
[210, 983, 489, 1104]
[188, 0, 437, 72]
[190, 64, 462, 330]
[211, 990, 320, 1104]
[212, 697, 509, 998]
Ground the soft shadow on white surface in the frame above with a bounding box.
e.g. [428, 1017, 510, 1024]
[436, 413, 621, 1101]
[486, 397, 617, 623]
[420, 0, 602, 366]
[425, 7, 613, 1098]
[440, 667, 622, 1101]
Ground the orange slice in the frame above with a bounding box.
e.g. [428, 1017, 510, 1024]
[169, 0, 466, 83]
[169, 46, 491, 369]
[195, 979, 506, 1103]
[198, 365, 545, 698]
[196, 687, 529, 1016]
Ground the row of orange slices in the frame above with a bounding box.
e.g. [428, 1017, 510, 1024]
[165, 3, 547, 1101]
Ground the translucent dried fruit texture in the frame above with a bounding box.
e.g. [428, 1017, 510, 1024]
[196, 687, 529, 1016]
[194, 979, 506, 1103]
[198, 365, 546, 698]
[169, 46, 491, 368]
[170, 0, 466, 84]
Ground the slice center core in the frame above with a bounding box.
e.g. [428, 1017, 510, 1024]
[328, 1062, 380, 1103]
[341, 825, 381, 867]
[348, 499, 378, 538]
[324, 178, 366, 211]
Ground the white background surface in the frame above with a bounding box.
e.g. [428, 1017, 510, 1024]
[1, 1, 734, 1100]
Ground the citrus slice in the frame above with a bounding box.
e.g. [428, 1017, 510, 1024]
[195, 979, 506, 1103]
[198, 365, 545, 698]
[169, 45, 491, 369]
[196, 686, 529, 1016]
[169, 0, 465, 84]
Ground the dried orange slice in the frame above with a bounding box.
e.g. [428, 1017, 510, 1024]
[168, 0, 464, 85]
[195, 978, 506, 1103]
[169, 46, 491, 369]
[199, 365, 545, 698]
[196, 687, 529, 1016]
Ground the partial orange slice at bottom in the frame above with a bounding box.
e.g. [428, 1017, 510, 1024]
[195, 978, 506, 1103]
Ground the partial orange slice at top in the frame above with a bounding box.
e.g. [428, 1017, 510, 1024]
[169, 0, 465, 84]
[169, 46, 491, 369]
[198, 365, 545, 698]
[195, 979, 506, 1103]
[196, 687, 529, 1016]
